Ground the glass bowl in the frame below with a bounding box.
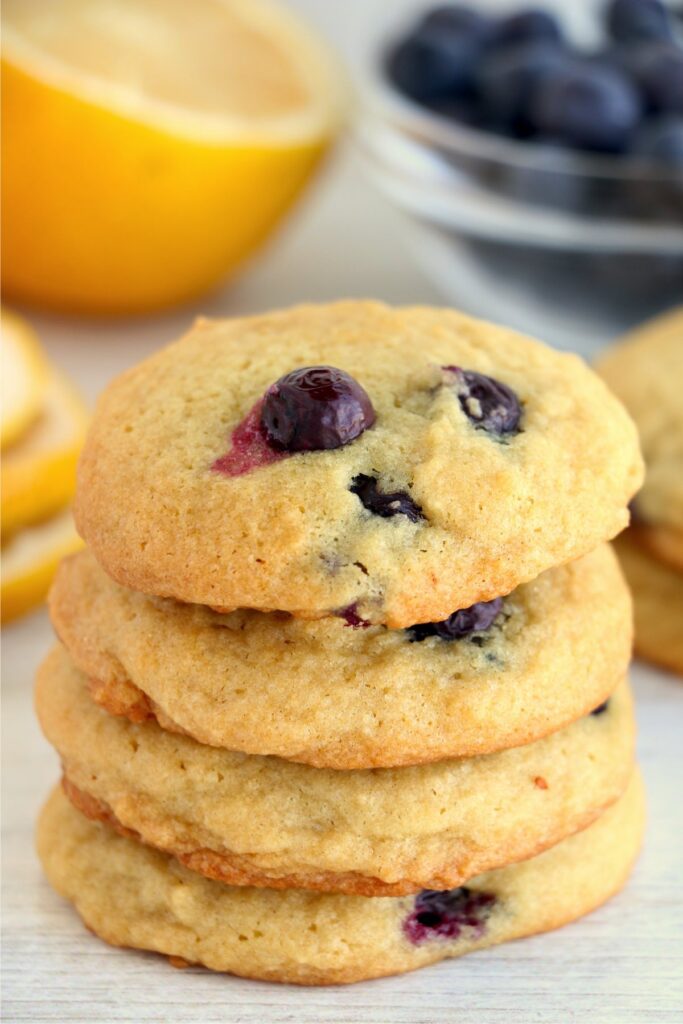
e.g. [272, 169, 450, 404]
[356, 0, 683, 353]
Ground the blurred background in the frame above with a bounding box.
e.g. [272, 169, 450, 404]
[2, 0, 682, 622]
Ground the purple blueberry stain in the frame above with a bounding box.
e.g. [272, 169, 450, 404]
[350, 474, 424, 523]
[339, 603, 372, 629]
[404, 887, 496, 945]
[261, 366, 375, 452]
[408, 597, 503, 642]
[443, 366, 522, 436]
[212, 398, 288, 477]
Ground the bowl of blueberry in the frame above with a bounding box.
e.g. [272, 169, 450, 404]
[359, 0, 683, 349]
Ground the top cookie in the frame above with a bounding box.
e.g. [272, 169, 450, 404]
[597, 307, 683, 537]
[75, 302, 643, 625]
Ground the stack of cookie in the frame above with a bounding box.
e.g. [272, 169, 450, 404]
[37, 302, 645, 985]
[598, 307, 683, 678]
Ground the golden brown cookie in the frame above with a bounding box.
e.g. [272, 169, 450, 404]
[74, 302, 642, 626]
[634, 523, 683, 575]
[50, 544, 632, 768]
[37, 646, 634, 896]
[36, 774, 645, 985]
[615, 531, 683, 677]
[597, 306, 683, 573]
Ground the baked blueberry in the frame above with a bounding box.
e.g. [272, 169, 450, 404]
[339, 603, 372, 629]
[386, 6, 491, 103]
[528, 62, 642, 152]
[408, 598, 503, 642]
[606, 0, 673, 43]
[591, 700, 610, 716]
[404, 887, 496, 945]
[350, 474, 424, 522]
[261, 367, 375, 452]
[444, 367, 522, 435]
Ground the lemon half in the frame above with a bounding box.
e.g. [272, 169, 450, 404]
[1, 508, 83, 623]
[2, 367, 88, 537]
[1, 308, 49, 449]
[2, 0, 347, 315]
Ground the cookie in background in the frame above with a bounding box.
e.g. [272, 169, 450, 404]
[597, 306, 683, 677]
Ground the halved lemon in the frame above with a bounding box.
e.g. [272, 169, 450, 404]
[1, 308, 49, 449]
[1, 507, 83, 623]
[1, 0, 347, 315]
[2, 367, 88, 537]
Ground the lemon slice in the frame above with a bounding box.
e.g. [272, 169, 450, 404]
[1, 0, 347, 314]
[1, 508, 83, 623]
[1, 308, 49, 449]
[2, 368, 87, 537]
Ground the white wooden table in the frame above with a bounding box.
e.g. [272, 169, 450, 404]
[3, 3, 683, 1012]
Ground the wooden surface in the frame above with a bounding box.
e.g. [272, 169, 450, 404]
[3, 2, 683, 1012]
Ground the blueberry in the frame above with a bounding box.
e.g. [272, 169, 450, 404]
[606, 0, 673, 43]
[426, 94, 483, 126]
[528, 63, 642, 152]
[631, 115, 683, 164]
[261, 367, 375, 452]
[476, 41, 568, 134]
[421, 4, 492, 37]
[490, 8, 563, 49]
[350, 474, 424, 522]
[444, 367, 522, 436]
[404, 888, 496, 945]
[386, 6, 491, 103]
[591, 700, 610, 715]
[386, 34, 471, 103]
[591, 42, 631, 74]
[408, 597, 503, 642]
[626, 43, 683, 114]
[339, 603, 372, 629]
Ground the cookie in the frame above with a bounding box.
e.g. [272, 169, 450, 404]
[37, 646, 634, 896]
[36, 774, 644, 986]
[634, 524, 683, 576]
[614, 531, 683, 677]
[50, 544, 632, 769]
[74, 302, 643, 627]
[597, 307, 683, 572]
